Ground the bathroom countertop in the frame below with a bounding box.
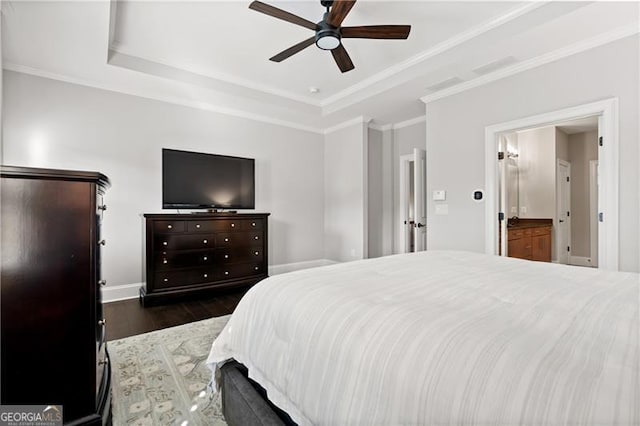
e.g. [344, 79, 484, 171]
[506, 218, 553, 230]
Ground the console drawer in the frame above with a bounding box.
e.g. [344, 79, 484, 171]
[217, 231, 264, 247]
[154, 250, 216, 270]
[154, 234, 216, 250]
[154, 268, 217, 290]
[218, 262, 266, 280]
[216, 246, 265, 264]
[153, 220, 185, 233]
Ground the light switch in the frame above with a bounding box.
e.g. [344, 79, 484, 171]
[433, 190, 446, 201]
[435, 204, 449, 215]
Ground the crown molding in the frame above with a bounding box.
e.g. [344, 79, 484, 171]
[421, 24, 639, 105]
[320, 2, 547, 112]
[393, 115, 426, 130]
[3, 62, 326, 135]
[324, 116, 372, 135]
[369, 122, 393, 131]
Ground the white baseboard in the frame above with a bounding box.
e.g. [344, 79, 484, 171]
[102, 283, 141, 303]
[569, 256, 595, 267]
[269, 259, 337, 275]
[102, 259, 338, 303]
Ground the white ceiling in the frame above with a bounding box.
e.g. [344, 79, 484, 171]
[2, 1, 639, 132]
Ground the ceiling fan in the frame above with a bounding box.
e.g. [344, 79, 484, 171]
[249, 0, 411, 73]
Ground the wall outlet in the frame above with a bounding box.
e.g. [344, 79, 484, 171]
[520, 206, 527, 214]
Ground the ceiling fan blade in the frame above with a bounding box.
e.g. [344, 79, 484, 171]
[327, 0, 356, 28]
[270, 37, 316, 62]
[249, 1, 318, 31]
[331, 44, 355, 73]
[341, 25, 411, 39]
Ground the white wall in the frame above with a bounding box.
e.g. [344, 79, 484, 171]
[2, 71, 326, 291]
[324, 121, 368, 262]
[367, 128, 383, 258]
[425, 35, 639, 272]
[392, 122, 426, 253]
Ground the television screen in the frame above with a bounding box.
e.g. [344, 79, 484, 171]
[162, 149, 255, 209]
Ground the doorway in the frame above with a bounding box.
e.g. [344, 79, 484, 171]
[486, 98, 618, 270]
[399, 148, 426, 253]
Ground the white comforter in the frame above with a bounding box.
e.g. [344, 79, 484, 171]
[207, 251, 639, 425]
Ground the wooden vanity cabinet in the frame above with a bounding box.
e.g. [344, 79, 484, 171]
[508, 226, 552, 262]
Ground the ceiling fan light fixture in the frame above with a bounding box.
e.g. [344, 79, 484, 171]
[316, 33, 340, 50]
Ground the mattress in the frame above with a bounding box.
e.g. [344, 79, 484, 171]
[207, 250, 639, 425]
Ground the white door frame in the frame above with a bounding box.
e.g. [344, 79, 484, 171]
[556, 160, 571, 264]
[589, 160, 599, 267]
[484, 98, 619, 270]
[399, 154, 413, 253]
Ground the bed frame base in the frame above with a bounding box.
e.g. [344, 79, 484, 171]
[220, 361, 297, 426]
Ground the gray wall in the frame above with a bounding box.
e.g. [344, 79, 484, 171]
[324, 122, 368, 261]
[2, 71, 326, 288]
[425, 35, 639, 272]
[569, 130, 599, 258]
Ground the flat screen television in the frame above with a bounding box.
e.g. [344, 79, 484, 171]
[162, 148, 255, 210]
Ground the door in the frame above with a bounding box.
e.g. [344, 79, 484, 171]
[412, 148, 426, 251]
[399, 149, 426, 253]
[556, 160, 571, 264]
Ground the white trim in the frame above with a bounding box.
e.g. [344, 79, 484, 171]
[399, 153, 413, 253]
[569, 256, 595, 268]
[421, 24, 639, 104]
[323, 116, 372, 134]
[103, 259, 339, 303]
[102, 283, 141, 303]
[393, 115, 427, 130]
[369, 122, 393, 132]
[322, 2, 545, 109]
[484, 98, 619, 270]
[3, 63, 326, 135]
[589, 160, 599, 267]
[269, 259, 338, 275]
[556, 159, 572, 264]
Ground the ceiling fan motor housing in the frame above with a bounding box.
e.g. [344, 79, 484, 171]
[315, 13, 341, 50]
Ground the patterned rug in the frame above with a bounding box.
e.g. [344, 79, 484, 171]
[109, 315, 230, 426]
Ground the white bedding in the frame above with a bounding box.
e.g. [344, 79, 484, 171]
[207, 250, 639, 425]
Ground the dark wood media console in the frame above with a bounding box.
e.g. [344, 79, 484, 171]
[141, 213, 270, 305]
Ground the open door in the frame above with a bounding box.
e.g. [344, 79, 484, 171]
[556, 159, 571, 264]
[413, 148, 426, 251]
[399, 149, 427, 253]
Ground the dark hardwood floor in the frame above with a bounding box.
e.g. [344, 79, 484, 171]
[104, 289, 247, 341]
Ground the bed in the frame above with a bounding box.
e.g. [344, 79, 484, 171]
[207, 250, 639, 425]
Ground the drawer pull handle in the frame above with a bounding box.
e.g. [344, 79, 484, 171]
[203, 239, 208, 244]
[164, 278, 169, 282]
[204, 274, 208, 278]
[254, 266, 259, 271]
[224, 254, 229, 259]
[231, 223, 235, 228]
[224, 238, 229, 242]
[99, 358, 109, 366]
[98, 279, 107, 286]
[163, 241, 168, 246]
[254, 236, 259, 240]
[167, 224, 172, 229]
[98, 319, 106, 326]
[224, 271, 229, 275]
[99, 240, 106, 246]
[254, 251, 259, 256]
[98, 205, 107, 211]
[252, 222, 256, 227]
[203, 256, 208, 261]
[163, 259, 168, 264]
[196, 224, 201, 228]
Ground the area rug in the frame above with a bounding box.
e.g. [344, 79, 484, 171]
[109, 315, 230, 426]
